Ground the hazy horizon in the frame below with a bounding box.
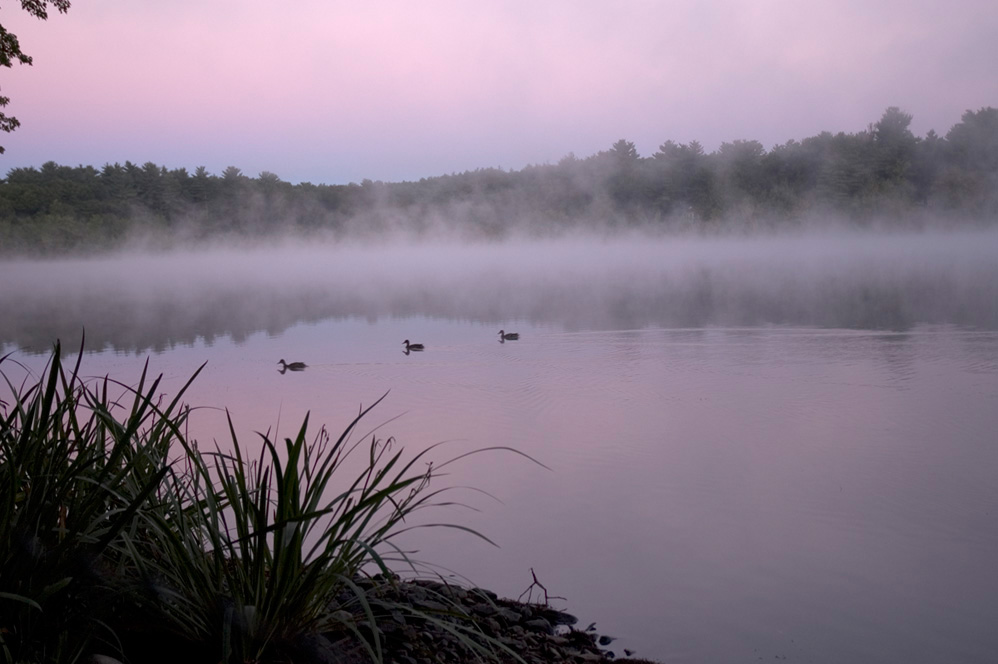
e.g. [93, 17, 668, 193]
[3, 1, 996, 185]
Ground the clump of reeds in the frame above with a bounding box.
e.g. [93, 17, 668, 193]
[0, 343, 525, 664]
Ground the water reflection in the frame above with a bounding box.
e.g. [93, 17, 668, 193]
[2, 312, 997, 663]
[2, 231, 998, 355]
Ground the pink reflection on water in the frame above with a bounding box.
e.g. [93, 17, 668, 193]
[4, 322, 997, 663]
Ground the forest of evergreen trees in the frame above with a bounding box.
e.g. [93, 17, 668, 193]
[1, 106, 996, 255]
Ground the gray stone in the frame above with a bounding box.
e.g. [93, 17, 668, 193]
[525, 617, 554, 634]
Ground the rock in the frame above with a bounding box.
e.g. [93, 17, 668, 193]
[412, 598, 450, 612]
[471, 587, 498, 601]
[524, 617, 554, 634]
[496, 607, 522, 623]
[475, 601, 498, 617]
[537, 607, 578, 626]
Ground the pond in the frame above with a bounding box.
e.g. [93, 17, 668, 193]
[3, 230, 997, 663]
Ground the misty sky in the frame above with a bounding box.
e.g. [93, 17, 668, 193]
[2, 0, 996, 185]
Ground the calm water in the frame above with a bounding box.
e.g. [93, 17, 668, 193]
[3, 232, 998, 663]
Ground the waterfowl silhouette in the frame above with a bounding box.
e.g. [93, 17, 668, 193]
[278, 359, 307, 371]
[403, 340, 425, 352]
[498, 330, 519, 341]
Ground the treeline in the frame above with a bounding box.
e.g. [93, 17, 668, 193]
[1, 106, 996, 254]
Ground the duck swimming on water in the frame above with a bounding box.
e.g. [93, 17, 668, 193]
[403, 340, 425, 352]
[278, 359, 307, 371]
[498, 330, 519, 341]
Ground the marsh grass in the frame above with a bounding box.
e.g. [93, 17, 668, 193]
[1, 344, 537, 664]
[0, 341, 194, 662]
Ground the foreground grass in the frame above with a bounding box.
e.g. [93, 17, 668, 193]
[0, 342, 532, 664]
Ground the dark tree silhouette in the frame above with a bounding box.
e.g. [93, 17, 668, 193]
[0, 0, 71, 153]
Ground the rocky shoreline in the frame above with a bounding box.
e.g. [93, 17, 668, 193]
[294, 575, 661, 664]
[112, 574, 661, 664]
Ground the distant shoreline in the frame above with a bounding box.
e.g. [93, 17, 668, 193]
[2, 107, 995, 256]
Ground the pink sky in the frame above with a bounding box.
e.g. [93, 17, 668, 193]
[2, 0, 997, 185]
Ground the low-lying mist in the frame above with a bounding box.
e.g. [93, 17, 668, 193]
[2, 229, 997, 354]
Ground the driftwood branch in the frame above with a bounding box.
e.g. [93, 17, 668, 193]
[518, 567, 566, 605]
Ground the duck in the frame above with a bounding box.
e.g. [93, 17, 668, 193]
[498, 330, 520, 341]
[403, 340, 425, 352]
[278, 359, 307, 371]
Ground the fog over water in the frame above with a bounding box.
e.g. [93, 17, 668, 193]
[2, 229, 997, 354]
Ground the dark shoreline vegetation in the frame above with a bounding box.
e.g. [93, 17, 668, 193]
[0, 344, 649, 664]
[1, 106, 997, 256]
